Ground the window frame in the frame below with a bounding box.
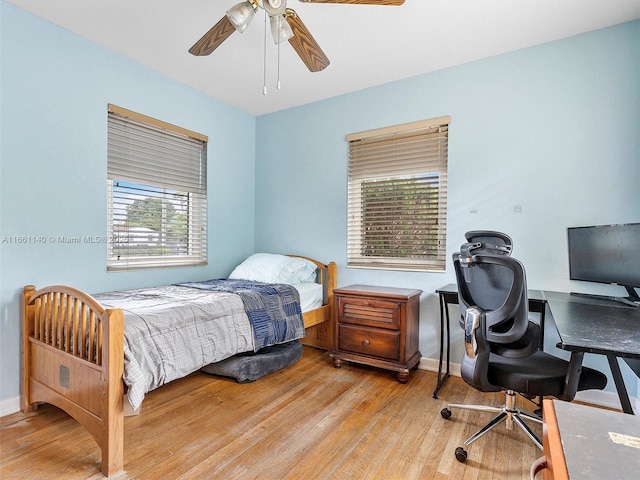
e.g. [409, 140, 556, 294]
[106, 104, 208, 271]
[346, 116, 450, 272]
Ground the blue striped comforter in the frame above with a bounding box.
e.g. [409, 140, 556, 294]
[177, 279, 305, 350]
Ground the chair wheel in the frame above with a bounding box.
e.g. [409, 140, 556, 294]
[440, 408, 452, 419]
[455, 447, 468, 463]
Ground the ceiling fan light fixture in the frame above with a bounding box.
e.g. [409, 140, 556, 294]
[226, 1, 257, 33]
[269, 15, 294, 44]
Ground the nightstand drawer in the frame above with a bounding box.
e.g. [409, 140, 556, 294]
[338, 324, 400, 361]
[337, 297, 400, 330]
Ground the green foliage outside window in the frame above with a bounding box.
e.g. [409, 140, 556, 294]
[361, 175, 440, 259]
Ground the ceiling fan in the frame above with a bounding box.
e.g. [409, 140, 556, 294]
[188, 0, 405, 73]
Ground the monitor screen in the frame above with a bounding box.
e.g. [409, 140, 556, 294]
[568, 223, 640, 295]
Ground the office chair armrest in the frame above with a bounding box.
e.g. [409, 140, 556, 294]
[464, 306, 485, 359]
[557, 352, 584, 401]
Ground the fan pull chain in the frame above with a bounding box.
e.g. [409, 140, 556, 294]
[276, 16, 282, 90]
[263, 9, 268, 95]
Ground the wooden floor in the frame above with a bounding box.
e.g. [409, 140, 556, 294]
[1, 347, 542, 479]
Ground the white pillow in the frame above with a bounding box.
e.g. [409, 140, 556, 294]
[278, 257, 317, 284]
[229, 253, 317, 284]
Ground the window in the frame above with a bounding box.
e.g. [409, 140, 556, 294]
[107, 104, 208, 270]
[347, 116, 449, 271]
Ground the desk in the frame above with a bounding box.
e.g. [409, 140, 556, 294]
[540, 398, 640, 479]
[432, 284, 547, 398]
[544, 291, 640, 414]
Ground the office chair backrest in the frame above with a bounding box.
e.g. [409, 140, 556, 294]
[454, 252, 529, 345]
[457, 230, 515, 318]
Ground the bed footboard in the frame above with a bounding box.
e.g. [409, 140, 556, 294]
[21, 285, 124, 477]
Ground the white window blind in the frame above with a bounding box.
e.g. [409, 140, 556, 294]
[107, 104, 208, 271]
[347, 116, 449, 271]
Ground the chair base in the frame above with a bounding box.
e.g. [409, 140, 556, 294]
[441, 390, 543, 462]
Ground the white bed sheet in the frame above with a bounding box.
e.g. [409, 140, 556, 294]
[293, 282, 323, 312]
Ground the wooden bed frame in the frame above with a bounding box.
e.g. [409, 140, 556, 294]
[21, 256, 336, 477]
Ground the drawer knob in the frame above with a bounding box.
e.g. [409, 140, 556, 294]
[362, 339, 370, 346]
[363, 300, 370, 306]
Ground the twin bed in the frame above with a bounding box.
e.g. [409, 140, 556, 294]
[21, 254, 337, 476]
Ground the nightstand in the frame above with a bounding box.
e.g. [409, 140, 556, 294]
[332, 284, 422, 383]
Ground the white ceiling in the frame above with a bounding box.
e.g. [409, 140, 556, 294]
[6, 0, 640, 116]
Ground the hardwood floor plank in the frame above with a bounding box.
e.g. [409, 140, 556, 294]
[1, 346, 545, 479]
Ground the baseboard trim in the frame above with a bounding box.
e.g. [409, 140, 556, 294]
[419, 356, 461, 377]
[1, 396, 21, 418]
[418, 358, 639, 414]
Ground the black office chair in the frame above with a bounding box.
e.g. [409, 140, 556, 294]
[441, 233, 607, 463]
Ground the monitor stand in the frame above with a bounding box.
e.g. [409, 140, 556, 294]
[624, 285, 640, 302]
[613, 296, 640, 308]
[570, 286, 640, 308]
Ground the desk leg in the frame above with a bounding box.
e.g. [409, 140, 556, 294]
[607, 355, 634, 415]
[432, 293, 451, 399]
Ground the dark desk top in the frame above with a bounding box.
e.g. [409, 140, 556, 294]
[544, 291, 640, 359]
[552, 399, 640, 479]
[437, 283, 546, 302]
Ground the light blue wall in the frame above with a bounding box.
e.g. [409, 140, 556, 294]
[0, 2, 256, 402]
[2, 0, 639, 408]
[255, 21, 640, 400]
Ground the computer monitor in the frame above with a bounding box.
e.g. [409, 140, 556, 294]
[568, 223, 640, 304]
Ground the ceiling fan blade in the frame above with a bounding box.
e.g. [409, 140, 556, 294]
[285, 9, 330, 72]
[298, 0, 405, 5]
[189, 15, 236, 56]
